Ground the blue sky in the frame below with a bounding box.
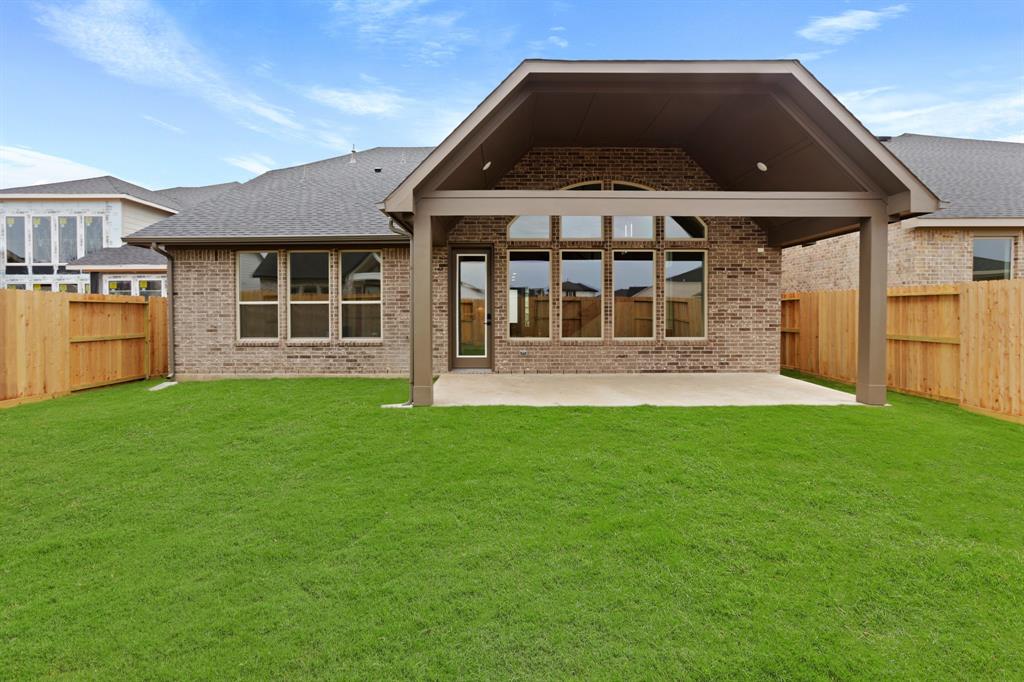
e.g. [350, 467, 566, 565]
[1, 0, 1021, 189]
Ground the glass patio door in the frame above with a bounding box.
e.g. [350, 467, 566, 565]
[452, 250, 491, 369]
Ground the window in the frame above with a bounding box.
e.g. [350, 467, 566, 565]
[58, 216, 78, 263]
[341, 251, 382, 339]
[237, 251, 279, 339]
[288, 251, 329, 339]
[560, 216, 603, 240]
[613, 251, 655, 338]
[139, 279, 163, 298]
[508, 215, 551, 240]
[57, 283, 79, 293]
[561, 251, 603, 338]
[106, 279, 132, 296]
[508, 251, 550, 338]
[665, 216, 707, 240]
[611, 181, 653, 191]
[32, 217, 52, 264]
[5, 216, 26, 264]
[973, 237, 1013, 281]
[83, 216, 103, 255]
[612, 216, 654, 239]
[665, 252, 706, 338]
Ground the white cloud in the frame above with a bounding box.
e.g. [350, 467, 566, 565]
[223, 154, 276, 175]
[529, 34, 570, 53]
[838, 86, 1024, 140]
[142, 114, 184, 135]
[306, 86, 409, 116]
[798, 5, 907, 45]
[37, 0, 301, 132]
[997, 133, 1024, 143]
[0, 146, 109, 188]
[787, 49, 834, 63]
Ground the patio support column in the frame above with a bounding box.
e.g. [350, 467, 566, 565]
[410, 211, 434, 406]
[856, 209, 888, 406]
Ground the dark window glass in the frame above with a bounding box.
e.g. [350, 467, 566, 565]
[508, 251, 550, 338]
[290, 303, 329, 338]
[83, 217, 103, 255]
[32, 217, 52, 263]
[561, 251, 603, 338]
[567, 182, 602, 190]
[973, 238, 1013, 281]
[238, 252, 278, 302]
[613, 251, 654, 338]
[612, 182, 651, 191]
[58, 216, 78, 262]
[6, 216, 26, 263]
[139, 279, 163, 298]
[666, 252, 705, 338]
[7, 283, 26, 290]
[342, 305, 381, 338]
[289, 252, 329, 300]
[240, 305, 278, 338]
[341, 251, 381, 301]
[58, 283, 79, 293]
[107, 280, 132, 296]
[665, 216, 706, 239]
[509, 215, 550, 240]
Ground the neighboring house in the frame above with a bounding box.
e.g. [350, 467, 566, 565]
[0, 177, 237, 293]
[126, 60, 939, 406]
[782, 134, 1024, 290]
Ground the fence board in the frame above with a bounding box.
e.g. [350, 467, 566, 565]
[0, 290, 168, 408]
[782, 280, 1024, 422]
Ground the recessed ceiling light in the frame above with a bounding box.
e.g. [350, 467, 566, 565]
[482, 161, 492, 171]
[756, 161, 768, 172]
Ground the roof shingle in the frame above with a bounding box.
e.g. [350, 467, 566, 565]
[0, 175, 182, 212]
[155, 182, 241, 209]
[66, 245, 167, 269]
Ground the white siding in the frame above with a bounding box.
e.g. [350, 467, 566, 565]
[121, 201, 174, 237]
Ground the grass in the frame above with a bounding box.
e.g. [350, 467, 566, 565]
[2, 376, 1023, 679]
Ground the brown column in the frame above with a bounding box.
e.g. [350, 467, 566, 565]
[856, 210, 888, 405]
[411, 211, 434, 406]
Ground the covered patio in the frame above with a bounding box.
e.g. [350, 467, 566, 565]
[433, 372, 860, 407]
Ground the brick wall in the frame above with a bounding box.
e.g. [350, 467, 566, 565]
[170, 246, 409, 378]
[781, 223, 1024, 291]
[431, 147, 781, 374]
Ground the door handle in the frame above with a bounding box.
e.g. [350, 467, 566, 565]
[485, 313, 492, 326]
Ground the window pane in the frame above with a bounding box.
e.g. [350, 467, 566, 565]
[612, 182, 650, 191]
[58, 216, 78, 262]
[561, 216, 602, 240]
[458, 255, 487, 356]
[342, 304, 381, 338]
[107, 280, 132, 295]
[240, 304, 278, 338]
[666, 216, 706, 239]
[561, 252, 603, 338]
[341, 251, 381, 301]
[58, 283, 79, 293]
[509, 215, 550, 240]
[83, 217, 103, 254]
[567, 182, 602, 191]
[289, 252, 329, 301]
[508, 251, 550, 338]
[666, 252, 705, 337]
[32, 217, 52, 263]
[973, 238, 1013, 281]
[613, 252, 654, 338]
[612, 216, 654, 240]
[5, 216, 26, 263]
[290, 303, 329, 338]
[238, 252, 278, 302]
[139, 279, 163, 298]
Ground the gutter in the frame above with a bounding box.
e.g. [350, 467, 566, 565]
[124, 233, 407, 246]
[149, 243, 176, 380]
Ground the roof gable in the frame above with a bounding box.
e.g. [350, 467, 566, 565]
[0, 175, 180, 212]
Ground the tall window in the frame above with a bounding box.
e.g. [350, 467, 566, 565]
[237, 251, 279, 339]
[341, 251, 382, 338]
[613, 251, 654, 338]
[665, 251, 706, 338]
[561, 251, 603, 338]
[5, 216, 26, 264]
[289, 251, 330, 339]
[83, 216, 103, 255]
[665, 216, 707, 240]
[32, 217, 52, 264]
[508, 251, 550, 338]
[611, 182, 654, 239]
[973, 237, 1013, 281]
[58, 216, 78, 263]
[508, 215, 550, 240]
[560, 182, 603, 239]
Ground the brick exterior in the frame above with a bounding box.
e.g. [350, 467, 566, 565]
[171, 147, 782, 378]
[432, 147, 781, 374]
[781, 223, 1024, 291]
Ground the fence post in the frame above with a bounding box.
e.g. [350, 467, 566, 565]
[143, 297, 152, 379]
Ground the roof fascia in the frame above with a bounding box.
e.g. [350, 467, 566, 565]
[0, 193, 178, 214]
[123, 233, 409, 246]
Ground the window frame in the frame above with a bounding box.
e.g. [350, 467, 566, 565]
[972, 236, 1015, 281]
[236, 250, 280, 342]
[339, 249, 384, 341]
[507, 248, 552, 340]
[611, 249, 657, 340]
[559, 249, 604, 341]
[664, 249, 709, 341]
[287, 250, 331, 341]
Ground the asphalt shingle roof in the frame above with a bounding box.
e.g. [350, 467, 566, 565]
[66, 245, 167, 268]
[882, 134, 1024, 218]
[127, 147, 433, 243]
[0, 175, 182, 212]
[155, 182, 241, 209]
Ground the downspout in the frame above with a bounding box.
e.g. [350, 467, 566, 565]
[387, 218, 415, 405]
[150, 243, 175, 379]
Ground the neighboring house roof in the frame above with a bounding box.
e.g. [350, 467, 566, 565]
[562, 281, 598, 294]
[882, 134, 1024, 219]
[155, 182, 241, 209]
[65, 245, 167, 270]
[126, 147, 433, 244]
[0, 175, 180, 212]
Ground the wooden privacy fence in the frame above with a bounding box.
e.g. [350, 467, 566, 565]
[0, 290, 168, 408]
[781, 280, 1024, 422]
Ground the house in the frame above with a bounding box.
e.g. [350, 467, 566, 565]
[126, 60, 939, 406]
[782, 134, 1024, 290]
[0, 176, 238, 293]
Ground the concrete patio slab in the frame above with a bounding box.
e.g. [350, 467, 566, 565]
[432, 372, 862, 407]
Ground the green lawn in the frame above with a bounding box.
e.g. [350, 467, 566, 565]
[2, 376, 1023, 679]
